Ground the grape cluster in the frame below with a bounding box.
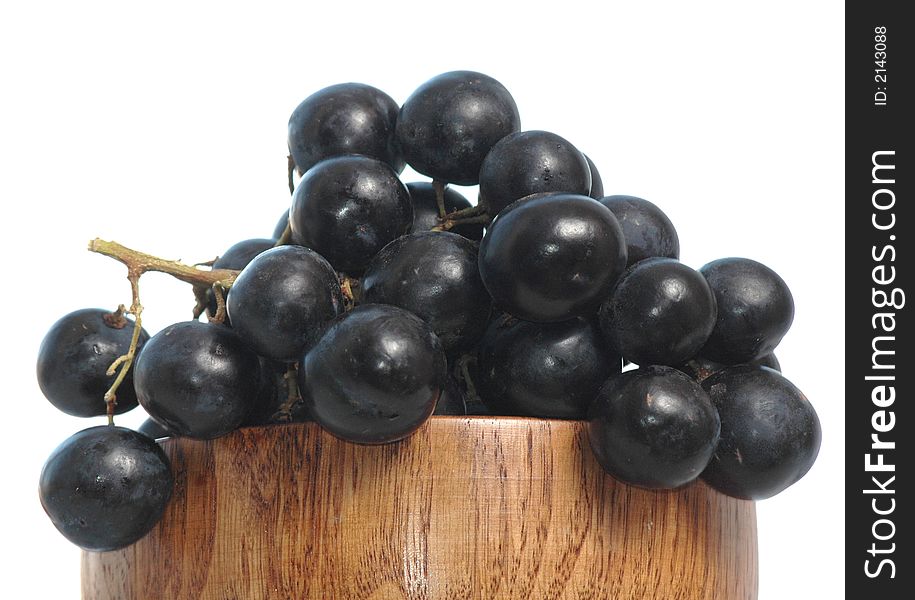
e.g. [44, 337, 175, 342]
[36, 71, 821, 553]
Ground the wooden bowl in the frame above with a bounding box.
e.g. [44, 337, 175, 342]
[81, 417, 757, 599]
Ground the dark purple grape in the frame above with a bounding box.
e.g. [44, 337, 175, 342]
[215, 238, 275, 270]
[37, 308, 149, 417]
[700, 258, 794, 363]
[478, 193, 627, 322]
[289, 155, 412, 273]
[272, 210, 289, 239]
[476, 316, 621, 418]
[362, 232, 491, 353]
[598, 258, 717, 366]
[433, 376, 468, 416]
[134, 321, 260, 440]
[598, 195, 679, 266]
[206, 238, 275, 320]
[287, 82, 403, 175]
[39, 425, 173, 551]
[396, 71, 521, 185]
[406, 182, 483, 241]
[299, 304, 446, 444]
[585, 155, 603, 200]
[226, 245, 344, 361]
[137, 418, 172, 440]
[588, 366, 720, 489]
[478, 130, 591, 216]
[679, 353, 781, 383]
[701, 366, 821, 499]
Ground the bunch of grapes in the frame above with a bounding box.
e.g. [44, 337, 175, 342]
[36, 71, 821, 553]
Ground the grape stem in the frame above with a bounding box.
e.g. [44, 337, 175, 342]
[338, 273, 359, 311]
[432, 199, 492, 232]
[442, 202, 487, 221]
[274, 363, 302, 422]
[210, 283, 228, 324]
[88, 239, 240, 289]
[88, 238, 243, 423]
[432, 180, 447, 219]
[339, 277, 354, 304]
[455, 354, 482, 408]
[432, 214, 490, 232]
[103, 304, 129, 329]
[102, 273, 142, 426]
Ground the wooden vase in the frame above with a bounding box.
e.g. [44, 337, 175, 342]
[81, 417, 758, 599]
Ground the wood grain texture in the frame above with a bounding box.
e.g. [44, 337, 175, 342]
[82, 417, 757, 600]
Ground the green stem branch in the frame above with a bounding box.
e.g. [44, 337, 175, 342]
[102, 273, 143, 425]
[88, 238, 243, 423]
[88, 239, 239, 289]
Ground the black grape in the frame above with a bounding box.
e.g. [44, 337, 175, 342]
[598, 258, 717, 366]
[215, 238, 275, 270]
[134, 321, 260, 439]
[701, 366, 821, 499]
[362, 231, 491, 353]
[478, 193, 627, 322]
[272, 210, 289, 239]
[700, 258, 795, 363]
[598, 195, 680, 266]
[289, 155, 412, 273]
[37, 308, 149, 417]
[226, 245, 344, 361]
[588, 366, 720, 489]
[396, 71, 521, 185]
[287, 82, 403, 175]
[476, 315, 621, 418]
[585, 155, 604, 199]
[299, 304, 446, 444]
[206, 238, 275, 320]
[39, 425, 173, 551]
[137, 418, 172, 440]
[406, 182, 483, 241]
[478, 130, 591, 216]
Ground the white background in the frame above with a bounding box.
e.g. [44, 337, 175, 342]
[0, 1, 844, 598]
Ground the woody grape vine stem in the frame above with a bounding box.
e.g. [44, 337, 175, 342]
[87, 238, 241, 423]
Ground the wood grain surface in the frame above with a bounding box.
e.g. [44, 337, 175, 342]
[82, 417, 757, 600]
